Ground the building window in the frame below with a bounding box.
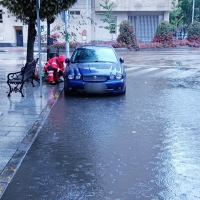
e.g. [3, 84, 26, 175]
[109, 16, 117, 34]
[128, 15, 159, 43]
[0, 10, 3, 23]
[70, 11, 80, 15]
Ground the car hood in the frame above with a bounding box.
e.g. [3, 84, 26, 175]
[69, 62, 122, 75]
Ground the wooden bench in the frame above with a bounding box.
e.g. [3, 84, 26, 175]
[7, 59, 38, 97]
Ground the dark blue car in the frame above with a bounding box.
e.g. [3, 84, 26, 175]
[64, 44, 126, 95]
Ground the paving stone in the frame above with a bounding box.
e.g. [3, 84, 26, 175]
[0, 157, 10, 171]
[0, 116, 23, 121]
[6, 131, 27, 138]
[0, 149, 16, 157]
[0, 127, 28, 132]
[0, 137, 22, 149]
[0, 121, 17, 126]
[0, 131, 8, 136]
[15, 123, 33, 128]
[0, 118, 35, 127]
[21, 114, 39, 120]
[0, 137, 22, 142]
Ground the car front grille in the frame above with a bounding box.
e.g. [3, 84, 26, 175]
[83, 75, 107, 82]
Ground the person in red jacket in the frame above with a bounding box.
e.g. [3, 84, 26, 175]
[44, 55, 66, 84]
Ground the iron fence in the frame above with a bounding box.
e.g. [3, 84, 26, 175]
[172, 28, 188, 40]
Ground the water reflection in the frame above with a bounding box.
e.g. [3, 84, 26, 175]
[155, 86, 200, 199]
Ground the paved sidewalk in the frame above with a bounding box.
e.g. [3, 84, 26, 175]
[0, 48, 64, 198]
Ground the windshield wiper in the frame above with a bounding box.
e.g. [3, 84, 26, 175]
[71, 60, 87, 63]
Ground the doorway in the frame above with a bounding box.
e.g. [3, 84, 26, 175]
[16, 29, 23, 46]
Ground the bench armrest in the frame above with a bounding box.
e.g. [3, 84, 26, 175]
[7, 71, 23, 81]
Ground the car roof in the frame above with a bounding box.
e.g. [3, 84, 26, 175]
[75, 44, 113, 49]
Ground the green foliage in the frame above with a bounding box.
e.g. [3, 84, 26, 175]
[188, 21, 200, 43]
[155, 21, 172, 35]
[153, 21, 173, 44]
[0, 0, 78, 23]
[116, 20, 138, 50]
[99, 0, 116, 33]
[169, 0, 184, 29]
[179, 0, 200, 27]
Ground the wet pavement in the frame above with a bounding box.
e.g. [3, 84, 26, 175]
[3, 76, 200, 199]
[0, 47, 200, 199]
[118, 47, 200, 68]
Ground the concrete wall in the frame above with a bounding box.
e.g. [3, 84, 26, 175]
[95, 0, 171, 11]
[91, 11, 128, 41]
[0, 0, 172, 46]
[69, 0, 92, 42]
[0, 7, 24, 46]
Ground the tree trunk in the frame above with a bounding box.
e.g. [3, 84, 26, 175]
[26, 18, 36, 63]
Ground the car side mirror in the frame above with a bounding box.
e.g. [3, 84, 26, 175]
[119, 57, 124, 63]
[65, 58, 70, 64]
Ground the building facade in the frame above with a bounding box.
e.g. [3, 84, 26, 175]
[0, 8, 28, 47]
[92, 0, 171, 42]
[0, 0, 172, 47]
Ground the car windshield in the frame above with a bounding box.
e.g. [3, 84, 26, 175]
[71, 47, 118, 63]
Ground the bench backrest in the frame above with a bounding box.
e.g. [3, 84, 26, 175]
[22, 59, 37, 81]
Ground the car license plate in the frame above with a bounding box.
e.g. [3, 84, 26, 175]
[84, 83, 107, 93]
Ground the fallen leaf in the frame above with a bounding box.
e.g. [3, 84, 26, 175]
[7, 176, 10, 180]
[11, 167, 16, 172]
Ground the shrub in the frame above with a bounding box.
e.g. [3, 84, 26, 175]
[137, 39, 200, 49]
[69, 41, 82, 48]
[116, 20, 138, 50]
[50, 41, 66, 49]
[188, 21, 200, 43]
[153, 21, 173, 44]
[155, 21, 172, 35]
[50, 33, 60, 39]
[106, 41, 127, 48]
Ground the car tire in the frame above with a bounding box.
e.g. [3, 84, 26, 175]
[121, 86, 126, 95]
[64, 88, 71, 96]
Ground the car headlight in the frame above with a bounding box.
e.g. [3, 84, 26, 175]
[68, 74, 74, 79]
[116, 73, 122, 79]
[75, 75, 81, 79]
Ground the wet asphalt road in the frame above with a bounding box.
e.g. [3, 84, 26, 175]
[2, 48, 200, 199]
